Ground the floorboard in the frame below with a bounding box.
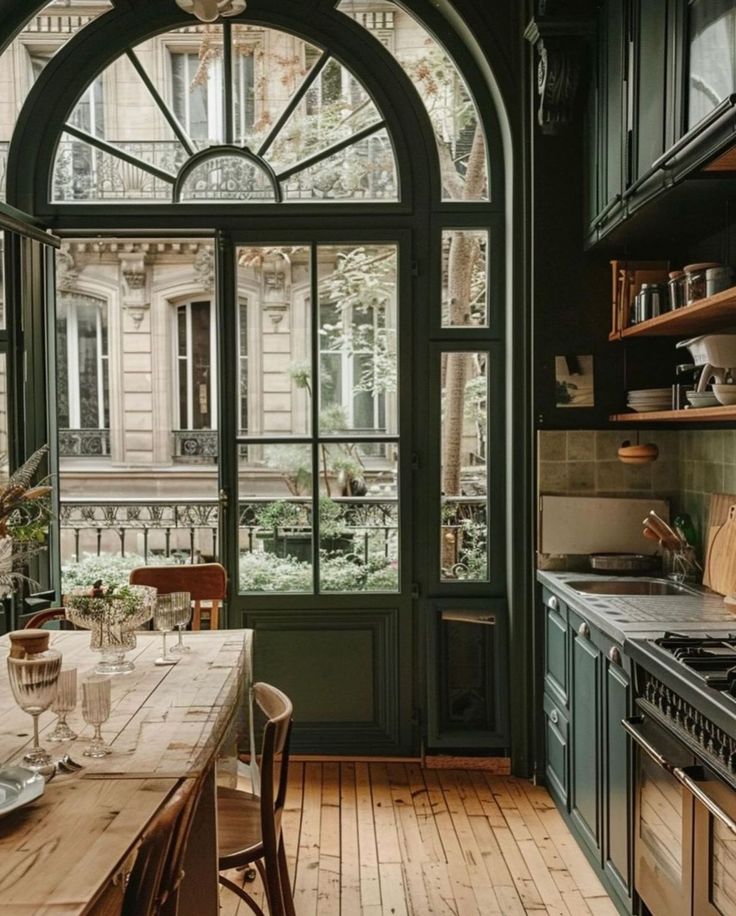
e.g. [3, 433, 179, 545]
[218, 763, 616, 915]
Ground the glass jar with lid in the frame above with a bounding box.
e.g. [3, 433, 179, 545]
[667, 271, 686, 310]
[683, 262, 721, 304]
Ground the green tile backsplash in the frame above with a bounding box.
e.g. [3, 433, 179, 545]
[538, 429, 736, 559]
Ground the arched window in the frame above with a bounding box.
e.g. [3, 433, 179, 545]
[3, 0, 509, 754]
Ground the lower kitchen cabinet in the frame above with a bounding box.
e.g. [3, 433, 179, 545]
[542, 587, 632, 914]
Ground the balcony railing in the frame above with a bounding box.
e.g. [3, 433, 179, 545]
[59, 428, 110, 458]
[172, 430, 218, 463]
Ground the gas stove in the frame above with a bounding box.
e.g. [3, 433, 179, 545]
[627, 631, 736, 785]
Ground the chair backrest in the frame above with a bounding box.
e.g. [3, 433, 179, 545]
[24, 608, 72, 630]
[129, 563, 227, 629]
[253, 682, 293, 852]
[122, 778, 200, 916]
[129, 563, 227, 600]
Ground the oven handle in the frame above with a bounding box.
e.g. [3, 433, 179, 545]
[674, 766, 736, 836]
[621, 716, 675, 771]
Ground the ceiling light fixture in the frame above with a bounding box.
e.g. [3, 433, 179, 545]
[176, 0, 246, 23]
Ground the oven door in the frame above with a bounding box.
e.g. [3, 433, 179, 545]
[623, 715, 696, 916]
[678, 764, 736, 916]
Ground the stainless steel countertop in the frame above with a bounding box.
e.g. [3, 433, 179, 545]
[537, 569, 736, 645]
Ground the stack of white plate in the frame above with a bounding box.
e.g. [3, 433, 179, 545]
[626, 388, 672, 412]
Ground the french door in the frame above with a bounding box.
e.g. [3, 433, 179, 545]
[217, 232, 415, 755]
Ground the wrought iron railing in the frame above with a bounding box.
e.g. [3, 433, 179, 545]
[172, 430, 218, 463]
[59, 428, 110, 458]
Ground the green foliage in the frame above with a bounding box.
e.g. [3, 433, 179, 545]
[62, 552, 181, 592]
[238, 550, 397, 593]
[255, 500, 306, 530]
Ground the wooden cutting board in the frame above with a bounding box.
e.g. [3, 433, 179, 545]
[703, 493, 736, 588]
[708, 503, 736, 596]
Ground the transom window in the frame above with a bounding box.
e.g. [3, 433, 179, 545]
[51, 23, 399, 204]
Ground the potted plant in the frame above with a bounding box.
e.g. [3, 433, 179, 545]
[254, 500, 312, 562]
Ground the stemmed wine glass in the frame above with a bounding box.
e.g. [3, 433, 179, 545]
[48, 667, 78, 742]
[154, 597, 180, 666]
[81, 676, 112, 758]
[169, 592, 192, 655]
[7, 651, 61, 775]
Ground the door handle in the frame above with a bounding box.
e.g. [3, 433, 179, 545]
[674, 766, 736, 836]
[621, 716, 675, 772]
[218, 489, 229, 509]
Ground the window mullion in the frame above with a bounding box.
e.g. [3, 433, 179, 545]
[96, 306, 104, 429]
[186, 303, 194, 430]
[310, 244, 320, 596]
[68, 306, 79, 428]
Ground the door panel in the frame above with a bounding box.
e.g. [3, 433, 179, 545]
[571, 624, 601, 856]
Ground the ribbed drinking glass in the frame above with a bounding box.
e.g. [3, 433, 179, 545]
[48, 667, 78, 742]
[7, 651, 62, 772]
[81, 675, 111, 758]
[169, 591, 192, 654]
[154, 598, 180, 666]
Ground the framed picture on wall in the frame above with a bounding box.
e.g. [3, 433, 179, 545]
[555, 355, 595, 408]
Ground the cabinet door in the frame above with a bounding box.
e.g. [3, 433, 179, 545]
[545, 597, 568, 708]
[604, 650, 631, 904]
[634, 0, 669, 179]
[603, 0, 626, 208]
[544, 692, 569, 807]
[571, 620, 602, 858]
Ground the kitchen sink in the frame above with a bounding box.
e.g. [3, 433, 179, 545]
[566, 578, 698, 597]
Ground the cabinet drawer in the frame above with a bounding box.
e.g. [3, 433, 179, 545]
[544, 594, 568, 708]
[544, 692, 569, 807]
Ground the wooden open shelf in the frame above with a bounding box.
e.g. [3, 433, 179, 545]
[615, 284, 736, 338]
[610, 405, 736, 423]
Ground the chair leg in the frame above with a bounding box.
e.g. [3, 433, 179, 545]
[210, 601, 219, 630]
[192, 600, 202, 630]
[277, 837, 296, 916]
[219, 874, 267, 916]
[256, 857, 285, 916]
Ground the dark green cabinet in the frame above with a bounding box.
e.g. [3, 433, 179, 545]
[604, 647, 631, 904]
[585, 0, 736, 245]
[571, 617, 602, 856]
[542, 586, 632, 913]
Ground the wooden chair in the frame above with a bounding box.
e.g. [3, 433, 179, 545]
[218, 683, 295, 916]
[23, 608, 73, 630]
[129, 563, 227, 630]
[122, 776, 202, 916]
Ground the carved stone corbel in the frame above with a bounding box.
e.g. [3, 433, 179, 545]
[524, 8, 592, 135]
[119, 246, 150, 328]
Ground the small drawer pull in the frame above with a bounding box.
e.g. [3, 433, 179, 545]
[608, 646, 622, 666]
[578, 622, 591, 640]
[547, 596, 558, 611]
[550, 708, 559, 725]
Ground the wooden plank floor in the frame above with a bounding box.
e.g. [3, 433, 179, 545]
[220, 763, 619, 915]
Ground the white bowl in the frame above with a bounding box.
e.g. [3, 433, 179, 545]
[713, 385, 736, 406]
[686, 391, 720, 408]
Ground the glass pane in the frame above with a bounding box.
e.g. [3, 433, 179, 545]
[440, 351, 488, 582]
[57, 237, 218, 591]
[179, 155, 277, 202]
[52, 133, 176, 202]
[268, 58, 383, 173]
[688, 0, 736, 129]
[318, 244, 398, 435]
[319, 442, 398, 593]
[239, 300, 249, 433]
[76, 300, 101, 429]
[0, 232, 4, 330]
[239, 444, 313, 594]
[0, 354, 8, 475]
[338, 0, 489, 201]
[190, 301, 212, 429]
[281, 128, 398, 201]
[0, 1, 113, 201]
[236, 246, 311, 436]
[231, 24, 324, 150]
[442, 229, 489, 328]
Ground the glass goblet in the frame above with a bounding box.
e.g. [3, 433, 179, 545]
[169, 591, 192, 655]
[154, 598, 180, 666]
[7, 652, 61, 774]
[48, 667, 78, 742]
[81, 676, 112, 758]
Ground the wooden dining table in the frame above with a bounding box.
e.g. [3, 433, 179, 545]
[0, 628, 253, 916]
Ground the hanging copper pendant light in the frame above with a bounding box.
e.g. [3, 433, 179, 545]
[176, 0, 246, 23]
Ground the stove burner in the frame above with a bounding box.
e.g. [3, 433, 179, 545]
[652, 633, 736, 700]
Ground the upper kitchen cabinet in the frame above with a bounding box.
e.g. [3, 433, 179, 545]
[586, 0, 736, 249]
